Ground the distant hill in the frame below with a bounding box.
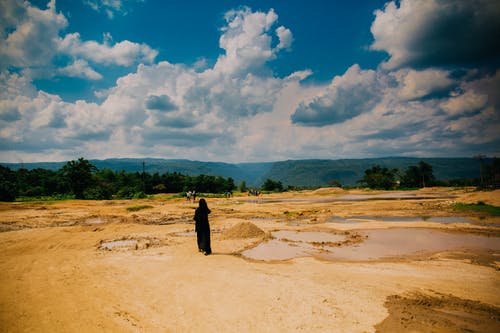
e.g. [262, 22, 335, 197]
[1, 157, 483, 187]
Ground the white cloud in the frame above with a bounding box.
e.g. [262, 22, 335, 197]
[83, 0, 142, 19]
[275, 26, 293, 50]
[58, 33, 157, 67]
[0, 0, 157, 82]
[214, 7, 293, 75]
[371, 0, 500, 69]
[0, 0, 67, 70]
[291, 65, 382, 126]
[441, 90, 488, 116]
[396, 68, 455, 100]
[58, 59, 103, 80]
[0, 4, 499, 163]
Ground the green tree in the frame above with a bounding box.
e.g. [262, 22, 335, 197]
[358, 165, 397, 190]
[261, 178, 284, 192]
[401, 161, 435, 188]
[0, 165, 17, 201]
[239, 181, 248, 192]
[60, 158, 97, 199]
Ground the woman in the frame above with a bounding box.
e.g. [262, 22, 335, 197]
[193, 198, 212, 255]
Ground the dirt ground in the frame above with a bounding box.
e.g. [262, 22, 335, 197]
[0, 188, 499, 332]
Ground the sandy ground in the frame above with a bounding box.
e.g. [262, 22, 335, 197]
[0, 188, 499, 332]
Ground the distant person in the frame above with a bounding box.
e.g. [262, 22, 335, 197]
[186, 191, 192, 202]
[192, 190, 196, 202]
[194, 198, 212, 255]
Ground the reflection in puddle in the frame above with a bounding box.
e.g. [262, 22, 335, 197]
[242, 230, 348, 261]
[334, 192, 456, 201]
[273, 230, 345, 243]
[329, 216, 474, 224]
[321, 229, 500, 261]
[242, 228, 500, 262]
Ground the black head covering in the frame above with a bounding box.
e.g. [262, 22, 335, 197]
[198, 198, 211, 214]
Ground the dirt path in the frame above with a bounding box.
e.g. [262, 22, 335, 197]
[0, 188, 499, 332]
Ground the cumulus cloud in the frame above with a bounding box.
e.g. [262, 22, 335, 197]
[441, 90, 488, 116]
[0, 0, 67, 70]
[291, 65, 382, 126]
[276, 26, 293, 50]
[371, 0, 500, 69]
[0, 3, 498, 163]
[0, 0, 157, 80]
[214, 7, 293, 75]
[145, 94, 177, 111]
[396, 68, 455, 100]
[58, 59, 103, 80]
[58, 33, 157, 66]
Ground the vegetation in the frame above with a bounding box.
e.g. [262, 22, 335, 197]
[261, 178, 284, 192]
[453, 202, 500, 216]
[399, 161, 436, 188]
[0, 158, 236, 202]
[357, 165, 398, 190]
[126, 205, 153, 212]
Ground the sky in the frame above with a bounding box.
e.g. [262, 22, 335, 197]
[1, 0, 499, 163]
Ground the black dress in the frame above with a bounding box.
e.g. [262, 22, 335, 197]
[194, 206, 211, 254]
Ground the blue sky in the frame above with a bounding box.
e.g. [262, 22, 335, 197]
[1, 0, 499, 163]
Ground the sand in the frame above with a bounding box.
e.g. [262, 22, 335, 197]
[0, 188, 499, 332]
[221, 221, 266, 239]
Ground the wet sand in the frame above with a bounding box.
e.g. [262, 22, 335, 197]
[0, 188, 499, 332]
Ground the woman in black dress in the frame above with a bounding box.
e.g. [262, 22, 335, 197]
[194, 198, 211, 255]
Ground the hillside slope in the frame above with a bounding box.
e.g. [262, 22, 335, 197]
[1, 157, 482, 187]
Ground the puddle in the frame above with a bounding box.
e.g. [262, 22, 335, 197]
[242, 228, 500, 262]
[99, 237, 162, 250]
[242, 230, 349, 261]
[100, 239, 138, 250]
[329, 216, 474, 224]
[242, 239, 314, 260]
[320, 229, 500, 261]
[84, 217, 107, 225]
[328, 192, 457, 202]
[273, 230, 345, 243]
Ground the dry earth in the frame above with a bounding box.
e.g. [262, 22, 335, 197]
[0, 188, 499, 332]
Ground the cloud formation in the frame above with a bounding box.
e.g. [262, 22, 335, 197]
[0, 1, 498, 163]
[83, 0, 142, 19]
[370, 0, 500, 69]
[291, 65, 382, 126]
[0, 0, 157, 81]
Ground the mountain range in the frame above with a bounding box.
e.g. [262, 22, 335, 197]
[1, 157, 483, 187]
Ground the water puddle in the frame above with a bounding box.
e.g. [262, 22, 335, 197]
[242, 228, 500, 262]
[84, 217, 107, 225]
[320, 229, 500, 261]
[98, 237, 162, 251]
[273, 230, 345, 243]
[333, 192, 456, 201]
[242, 230, 350, 261]
[100, 239, 138, 250]
[329, 216, 474, 224]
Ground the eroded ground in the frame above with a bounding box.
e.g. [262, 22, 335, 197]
[0, 188, 499, 332]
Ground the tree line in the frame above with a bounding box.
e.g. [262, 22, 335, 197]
[0, 158, 235, 201]
[358, 159, 499, 190]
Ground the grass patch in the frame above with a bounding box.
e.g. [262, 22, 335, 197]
[126, 205, 153, 212]
[453, 202, 500, 216]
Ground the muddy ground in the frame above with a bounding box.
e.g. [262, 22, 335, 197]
[0, 187, 499, 332]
